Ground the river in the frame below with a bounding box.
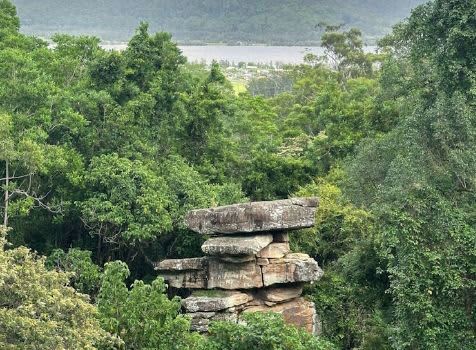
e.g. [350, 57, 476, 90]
[101, 44, 377, 65]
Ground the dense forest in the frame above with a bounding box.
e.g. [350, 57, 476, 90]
[12, 0, 425, 44]
[1, 0, 475, 349]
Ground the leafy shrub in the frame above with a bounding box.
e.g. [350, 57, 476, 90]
[0, 227, 112, 349]
[46, 248, 102, 296]
[97, 261, 202, 349]
[201, 312, 336, 350]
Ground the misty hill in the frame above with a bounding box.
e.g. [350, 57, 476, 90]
[12, 0, 426, 44]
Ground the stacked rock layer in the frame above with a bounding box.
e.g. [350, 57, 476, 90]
[155, 198, 323, 334]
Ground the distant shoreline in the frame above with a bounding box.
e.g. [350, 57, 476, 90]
[98, 44, 378, 66]
[100, 41, 380, 48]
[27, 33, 380, 48]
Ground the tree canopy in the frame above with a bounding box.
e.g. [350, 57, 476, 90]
[0, 0, 474, 349]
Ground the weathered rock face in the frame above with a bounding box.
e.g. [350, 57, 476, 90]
[154, 257, 207, 271]
[207, 259, 263, 289]
[158, 270, 208, 289]
[258, 284, 304, 303]
[182, 291, 252, 312]
[157, 253, 322, 290]
[257, 258, 269, 266]
[189, 312, 214, 333]
[243, 298, 318, 334]
[219, 255, 255, 263]
[257, 242, 290, 259]
[262, 254, 324, 287]
[155, 257, 209, 289]
[202, 234, 273, 256]
[155, 198, 323, 335]
[185, 198, 318, 235]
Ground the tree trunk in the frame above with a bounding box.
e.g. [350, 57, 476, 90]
[97, 234, 102, 265]
[3, 160, 9, 227]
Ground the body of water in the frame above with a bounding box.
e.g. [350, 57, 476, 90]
[102, 44, 377, 65]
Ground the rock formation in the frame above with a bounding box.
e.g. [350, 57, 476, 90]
[155, 198, 323, 334]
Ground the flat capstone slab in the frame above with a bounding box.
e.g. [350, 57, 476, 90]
[201, 234, 273, 256]
[185, 198, 318, 235]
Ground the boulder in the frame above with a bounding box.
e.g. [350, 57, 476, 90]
[243, 298, 319, 334]
[284, 253, 311, 260]
[154, 257, 208, 271]
[202, 234, 273, 256]
[182, 291, 252, 312]
[155, 257, 209, 289]
[185, 198, 318, 235]
[208, 259, 263, 289]
[268, 253, 311, 264]
[257, 243, 290, 259]
[157, 198, 323, 335]
[262, 254, 323, 286]
[158, 270, 208, 289]
[258, 285, 303, 303]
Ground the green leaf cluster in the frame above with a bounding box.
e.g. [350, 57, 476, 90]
[0, 227, 113, 349]
[202, 312, 336, 350]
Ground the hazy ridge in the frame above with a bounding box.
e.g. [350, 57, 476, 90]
[13, 0, 425, 44]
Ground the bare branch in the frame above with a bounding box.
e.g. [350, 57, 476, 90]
[0, 173, 35, 182]
[8, 189, 63, 214]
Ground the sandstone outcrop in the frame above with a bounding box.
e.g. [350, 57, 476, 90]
[262, 254, 323, 286]
[202, 234, 273, 256]
[243, 297, 318, 334]
[182, 291, 252, 312]
[155, 198, 323, 334]
[258, 285, 304, 302]
[257, 242, 291, 258]
[185, 198, 318, 235]
[207, 258, 264, 289]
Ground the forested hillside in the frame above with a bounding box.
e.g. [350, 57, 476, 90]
[12, 0, 425, 44]
[0, 0, 475, 349]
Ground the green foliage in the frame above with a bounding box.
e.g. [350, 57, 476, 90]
[345, 1, 476, 348]
[79, 154, 174, 245]
[292, 171, 391, 349]
[307, 270, 391, 350]
[0, 227, 111, 349]
[97, 261, 201, 350]
[46, 248, 102, 296]
[293, 169, 374, 264]
[248, 71, 293, 97]
[320, 26, 373, 80]
[0, 0, 19, 32]
[382, 0, 476, 98]
[0, 7, 247, 266]
[202, 312, 336, 350]
[2, 1, 475, 349]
